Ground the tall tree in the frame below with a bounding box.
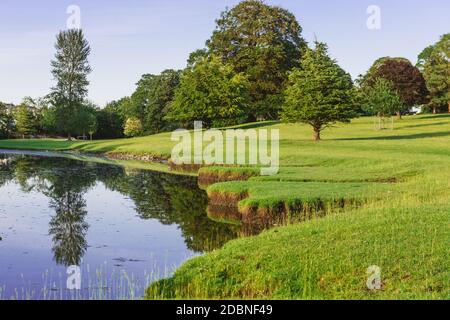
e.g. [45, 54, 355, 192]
[207, 0, 306, 120]
[361, 57, 428, 118]
[166, 55, 250, 128]
[0, 103, 15, 139]
[281, 43, 357, 141]
[129, 70, 181, 134]
[362, 78, 403, 129]
[419, 34, 450, 113]
[95, 100, 125, 139]
[21, 96, 50, 134]
[73, 102, 97, 138]
[50, 29, 91, 138]
[14, 104, 36, 138]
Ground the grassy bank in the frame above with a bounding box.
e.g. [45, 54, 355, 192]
[146, 114, 450, 299]
[1, 114, 449, 299]
[0, 133, 173, 155]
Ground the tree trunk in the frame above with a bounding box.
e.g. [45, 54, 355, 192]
[433, 106, 437, 114]
[448, 102, 450, 113]
[396, 111, 402, 120]
[313, 127, 321, 141]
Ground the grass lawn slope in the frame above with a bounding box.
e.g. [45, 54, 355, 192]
[1, 114, 449, 299]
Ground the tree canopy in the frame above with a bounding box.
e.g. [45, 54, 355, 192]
[167, 55, 250, 128]
[127, 70, 181, 134]
[50, 29, 91, 138]
[207, 0, 306, 120]
[360, 57, 428, 117]
[124, 117, 143, 137]
[281, 43, 357, 141]
[419, 34, 450, 113]
[95, 100, 125, 139]
[0, 103, 15, 139]
[14, 104, 37, 137]
[362, 78, 403, 118]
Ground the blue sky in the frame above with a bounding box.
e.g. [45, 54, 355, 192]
[1, 0, 449, 106]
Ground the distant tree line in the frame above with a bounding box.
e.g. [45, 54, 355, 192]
[1, 1, 448, 141]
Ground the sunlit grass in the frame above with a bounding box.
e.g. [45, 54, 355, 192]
[1, 114, 449, 299]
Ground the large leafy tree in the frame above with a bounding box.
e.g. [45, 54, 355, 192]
[281, 43, 357, 141]
[419, 34, 450, 113]
[362, 78, 403, 129]
[124, 117, 143, 137]
[21, 96, 50, 134]
[95, 100, 125, 139]
[41, 106, 58, 135]
[207, 0, 306, 120]
[73, 102, 97, 138]
[167, 55, 250, 128]
[14, 103, 37, 138]
[129, 70, 181, 134]
[0, 103, 15, 139]
[50, 29, 91, 138]
[361, 57, 428, 118]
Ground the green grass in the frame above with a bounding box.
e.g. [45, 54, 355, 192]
[0, 133, 173, 156]
[1, 114, 450, 299]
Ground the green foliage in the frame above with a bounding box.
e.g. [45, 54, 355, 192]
[124, 117, 143, 137]
[95, 100, 125, 139]
[71, 102, 97, 137]
[0, 102, 15, 139]
[50, 29, 91, 137]
[362, 78, 403, 117]
[361, 57, 429, 114]
[128, 70, 181, 134]
[41, 106, 58, 135]
[22, 96, 51, 134]
[420, 34, 450, 112]
[167, 55, 251, 128]
[281, 43, 357, 140]
[14, 104, 37, 137]
[137, 114, 449, 300]
[207, 0, 307, 120]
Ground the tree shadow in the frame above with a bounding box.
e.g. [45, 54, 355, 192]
[399, 121, 450, 129]
[336, 130, 450, 141]
[418, 114, 450, 120]
[230, 121, 279, 130]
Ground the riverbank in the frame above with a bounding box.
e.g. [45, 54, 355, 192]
[1, 114, 449, 299]
[147, 114, 449, 299]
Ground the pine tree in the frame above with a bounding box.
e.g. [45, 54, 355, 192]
[282, 43, 357, 141]
[14, 104, 36, 138]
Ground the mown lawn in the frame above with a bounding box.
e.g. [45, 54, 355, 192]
[1, 114, 449, 299]
[0, 133, 173, 156]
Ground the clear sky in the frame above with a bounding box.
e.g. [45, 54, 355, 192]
[1, 0, 449, 106]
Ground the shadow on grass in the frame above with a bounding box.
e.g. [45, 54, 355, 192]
[418, 114, 450, 120]
[335, 130, 450, 141]
[398, 121, 450, 129]
[230, 121, 279, 130]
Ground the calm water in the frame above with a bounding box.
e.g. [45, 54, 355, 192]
[0, 151, 243, 300]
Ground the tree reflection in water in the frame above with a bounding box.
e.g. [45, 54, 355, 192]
[48, 192, 88, 266]
[0, 154, 249, 266]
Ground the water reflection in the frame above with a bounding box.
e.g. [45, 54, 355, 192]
[48, 192, 89, 266]
[0, 153, 243, 267]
